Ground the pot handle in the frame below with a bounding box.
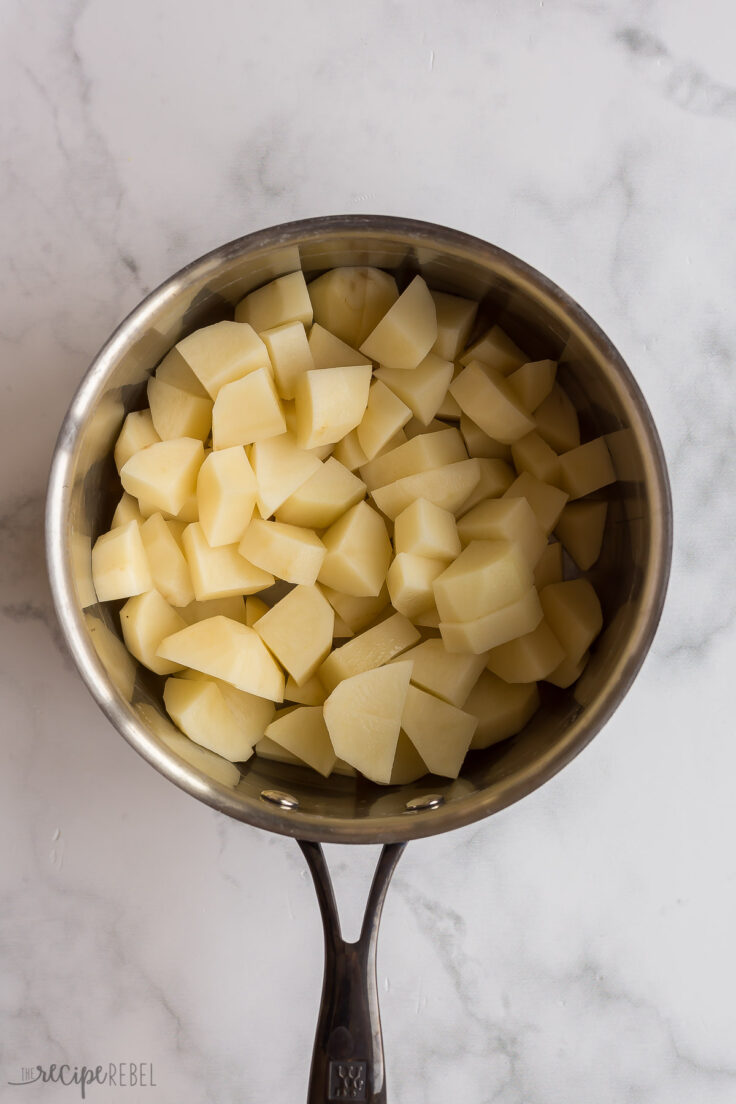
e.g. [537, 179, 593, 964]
[298, 840, 406, 1103]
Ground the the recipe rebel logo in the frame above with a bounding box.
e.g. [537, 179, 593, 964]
[8, 1062, 156, 1098]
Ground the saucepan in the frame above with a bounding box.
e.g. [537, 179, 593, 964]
[45, 215, 672, 1102]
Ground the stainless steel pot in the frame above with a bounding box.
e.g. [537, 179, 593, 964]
[46, 216, 672, 1102]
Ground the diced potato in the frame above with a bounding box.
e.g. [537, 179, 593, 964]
[265, 706, 335, 777]
[309, 266, 399, 347]
[533, 542, 564, 589]
[150, 712, 241, 787]
[157, 615, 285, 701]
[180, 595, 248, 625]
[285, 672, 326, 706]
[486, 619, 565, 683]
[436, 376, 462, 418]
[360, 427, 467, 491]
[281, 402, 334, 460]
[147, 377, 213, 442]
[430, 291, 478, 360]
[555, 501, 608, 570]
[183, 522, 274, 600]
[175, 321, 271, 399]
[275, 457, 366, 529]
[193, 675, 275, 747]
[371, 459, 482, 520]
[319, 612, 420, 693]
[155, 348, 209, 396]
[332, 428, 369, 471]
[539, 580, 603, 665]
[323, 661, 413, 784]
[433, 539, 533, 622]
[450, 362, 535, 444]
[546, 651, 589, 688]
[294, 365, 372, 451]
[456, 497, 546, 569]
[374, 354, 454, 426]
[318, 500, 392, 597]
[394, 497, 460, 561]
[164, 677, 258, 762]
[239, 517, 326, 585]
[85, 613, 137, 699]
[254, 585, 334, 685]
[92, 520, 152, 602]
[120, 438, 204, 517]
[503, 471, 568, 534]
[114, 410, 160, 472]
[440, 588, 543, 654]
[459, 414, 512, 461]
[465, 671, 540, 749]
[557, 438, 616, 499]
[389, 731, 428, 784]
[357, 380, 412, 461]
[387, 554, 446, 618]
[533, 384, 580, 452]
[308, 323, 372, 370]
[333, 613, 354, 638]
[260, 321, 314, 400]
[245, 595, 269, 625]
[111, 492, 145, 528]
[254, 734, 303, 766]
[507, 359, 557, 412]
[235, 271, 313, 332]
[320, 583, 391, 634]
[197, 446, 258, 546]
[457, 458, 515, 514]
[140, 512, 195, 606]
[459, 325, 527, 373]
[401, 685, 476, 778]
[394, 638, 488, 707]
[510, 432, 560, 485]
[250, 433, 322, 517]
[120, 590, 187, 675]
[212, 367, 286, 449]
[360, 275, 437, 371]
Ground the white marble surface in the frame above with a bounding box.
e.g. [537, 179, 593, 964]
[2, 0, 734, 1100]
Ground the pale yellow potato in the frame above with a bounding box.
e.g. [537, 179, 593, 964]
[254, 585, 334, 685]
[235, 271, 313, 332]
[394, 497, 460, 561]
[546, 650, 589, 688]
[388, 731, 428, 784]
[85, 613, 137, 700]
[245, 595, 269, 625]
[148, 708, 241, 787]
[294, 365, 372, 450]
[456, 497, 547, 569]
[371, 459, 482, 521]
[440, 588, 543, 654]
[254, 734, 303, 767]
[459, 324, 528, 373]
[557, 438, 615, 499]
[411, 605, 441, 629]
[181, 673, 275, 748]
[281, 402, 334, 461]
[120, 590, 187, 675]
[486, 618, 565, 683]
[433, 539, 533, 622]
[357, 380, 412, 461]
[164, 677, 256, 762]
[121, 437, 204, 517]
[533, 542, 563, 589]
[332, 428, 369, 471]
[147, 377, 213, 442]
[450, 362, 535, 444]
[503, 471, 568, 534]
[323, 661, 413, 784]
[332, 613, 355, 638]
[265, 705, 335, 777]
[307, 323, 372, 370]
[507, 359, 557, 412]
[275, 457, 366, 529]
[181, 596, 248, 626]
[387, 553, 446, 619]
[555, 501, 608, 570]
[197, 446, 258, 546]
[140, 512, 195, 607]
[436, 374, 462, 418]
[459, 414, 512, 461]
[539, 580, 602, 665]
[212, 367, 286, 449]
[183, 522, 274, 600]
[457, 458, 516, 514]
[430, 291, 478, 360]
[533, 384, 580, 452]
[155, 348, 209, 396]
[319, 612, 420, 693]
[510, 432, 560, 485]
[394, 638, 488, 707]
[320, 583, 391, 634]
[157, 615, 285, 701]
[374, 354, 454, 426]
[239, 517, 326, 585]
[92, 520, 152, 602]
[175, 321, 271, 399]
[318, 500, 392, 597]
[139, 488, 199, 525]
[114, 410, 160, 472]
[250, 432, 322, 517]
[260, 321, 314, 400]
[111, 492, 145, 528]
[401, 685, 476, 778]
[465, 671, 540, 749]
[360, 427, 467, 491]
[360, 275, 437, 371]
[308, 266, 399, 347]
[285, 672, 326, 706]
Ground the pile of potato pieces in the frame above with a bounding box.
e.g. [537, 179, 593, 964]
[91, 265, 615, 786]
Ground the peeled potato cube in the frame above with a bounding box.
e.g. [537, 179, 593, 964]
[183, 522, 274, 600]
[486, 618, 565, 683]
[120, 590, 187, 675]
[433, 539, 533, 622]
[120, 438, 204, 517]
[308, 266, 399, 347]
[319, 612, 420, 693]
[450, 362, 535, 444]
[503, 471, 568, 534]
[430, 291, 478, 360]
[239, 517, 325, 585]
[360, 427, 467, 491]
[140, 512, 195, 606]
[401, 685, 476, 778]
[511, 432, 560, 485]
[157, 615, 285, 701]
[265, 706, 336, 777]
[212, 367, 286, 449]
[374, 354, 454, 426]
[412, 605, 441, 628]
[387, 554, 446, 618]
[533, 542, 563, 589]
[395, 638, 488, 707]
[112, 492, 145, 528]
[555, 501, 608, 570]
[181, 596, 248, 625]
[360, 275, 437, 371]
[150, 711, 241, 787]
[164, 677, 257, 762]
[456, 498, 547, 570]
[294, 365, 372, 451]
[459, 414, 512, 461]
[254, 585, 333, 685]
[254, 734, 303, 766]
[539, 580, 603, 665]
[147, 377, 213, 442]
[318, 500, 392, 597]
[332, 428, 369, 471]
[197, 446, 258, 546]
[507, 359, 557, 412]
[245, 595, 269, 625]
[282, 402, 336, 461]
[114, 410, 160, 472]
[440, 588, 543, 654]
[389, 731, 429, 784]
[323, 661, 413, 784]
[275, 457, 366, 529]
[546, 650, 589, 688]
[371, 459, 482, 520]
[465, 671, 540, 749]
[285, 672, 326, 706]
[250, 432, 322, 517]
[357, 380, 412, 461]
[175, 321, 271, 399]
[235, 271, 313, 332]
[459, 325, 527, 372]
[92, 520, 152, 602]
[557, 438, 615, 500]
[155, 348, 209, 396]
[260, 321, 314, 400]
[320, 583, 390, 634]
[333, 613, 354, 638]
[436, 385, 462, 419]
[457, 458, 516, 515]
[394, 498, 460, 561]
[534, 384, 580, 452]
[195, 675, 275, 747]
[308, 323, 371, 370]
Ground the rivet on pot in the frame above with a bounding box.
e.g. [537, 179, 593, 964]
[261, 789, 300, 810]
[405, 794, 444, 812]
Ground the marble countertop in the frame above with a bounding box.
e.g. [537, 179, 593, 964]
[2, 1, 734, 1100]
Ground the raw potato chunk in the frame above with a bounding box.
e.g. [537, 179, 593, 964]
[323, 661, 413, 784]
[212, 368, 286, 449]
[395, 639, 488, 707]
[250, 433, 322, 517]
[260, 321, 314, 400]
[265, 706, 336, 777]
[282, 402, 335, 461]
[333, 428, 369, 471]
[436, 388, 462, 419]
[92, 520, 152, 602]
[308, 323, 372, 370]
[459, 325, 527, 373]
[309, 266, 399, 347]
[295, 365, 372, 451]
[319, 612, 420, 693]
[374, 354, 454, 426]
[183, 522, 274, 599]
[275, 457, 366, 529]
[440, 588, 543, 654]
[456, 498, 547, 569]
[389, 731, 428, 784]
[534, 384, 580, 452]
[150, 712, 241, 787]
[433, 540, 533, 622]
[140, 513, 195, 606]
[112, 492, 145, 528]
[254, 585, 334, 685]
[511, 432, 560, 485]
[254, 735, 303, 766]
[164, 677, 257, 762]
[197, 447, 258, 546]
[157, 615, 285, 701]
[357, 381, 412, 460]
[412, 606, 441, 629]
[139, 489, 199, 525]
[239, 518, 326, 585]
[460, 414, 512, 461]
[557, 438, 615, 500]
[120, 438, 204, 517]
[245, 595, 269, 625]
[507, 359, 557, 412]
[285, 673, 326, 706]
[503, 471, 568, 534]
[333, 613, 354, 638]
[457, 458, 516, 515]
[183, 673, 275, 748]
[394, 498, 460, 561]
[114, 410, 160, 471]
[555, 501, 608, 570]
[401, 685, 476, 778]
[539, 580, 603, 665]
[360, 275, 437, 371]
[175, 321, 271, 399]
[120, 590, 187, 675]
[486, 619, 565, 683]
[371, 459, 482, 520]
[235, 271, 313, 332]
[155, 347, 211, 396]
[546, 651, 589, 689]
[387, 554, 446, 618]
[450, 362, 535, 444]
[534, 542, 563, 589]
[181, 596, 248, 625]
[318, 501, 392, 597]
[360, 427, 467, 491]
[465, 671, 540, 749]
[320, 583, 390, 634]
[430, 291, 478, 360]
[147, 377, 212, 442]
